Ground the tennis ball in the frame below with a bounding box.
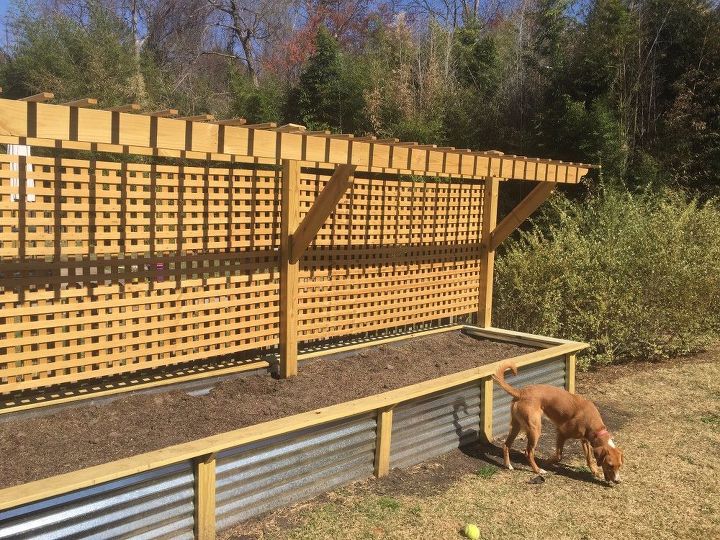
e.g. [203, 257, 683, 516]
[464, 523, 480, 539]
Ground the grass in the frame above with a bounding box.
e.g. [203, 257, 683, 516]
[475, 465, 498, 479]
[222, 347, 720, 540]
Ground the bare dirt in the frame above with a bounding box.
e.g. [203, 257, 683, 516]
[0, 331, 534, 488]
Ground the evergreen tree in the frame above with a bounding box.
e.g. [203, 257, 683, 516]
[294, 26, 367, 132]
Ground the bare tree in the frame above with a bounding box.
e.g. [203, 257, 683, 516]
[206, 0, 294, 87]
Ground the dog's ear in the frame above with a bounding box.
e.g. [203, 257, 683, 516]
[593, 446, 607, 465]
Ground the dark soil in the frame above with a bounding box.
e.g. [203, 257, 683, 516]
[0, 331, 534, 488]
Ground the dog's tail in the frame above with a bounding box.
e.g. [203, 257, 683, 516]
[494, 361, 521, 398]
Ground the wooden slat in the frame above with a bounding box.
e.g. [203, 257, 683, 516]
[20, 92, 53, 102]
[279, 159, 300, 378]
[374, 407, 394, 477]
[489, 182, 556, 250]
[108, 103, 141, 112]
[63, 98, 98, 108]
[290, 164, 356, 262]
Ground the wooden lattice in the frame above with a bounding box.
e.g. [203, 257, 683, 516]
[0, 154, 281, 392]
[297, 171, 484, 340]
[0, 96, 594, 396]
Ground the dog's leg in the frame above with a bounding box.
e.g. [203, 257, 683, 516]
[504, 419, 521, 471]
[582, 440, 600, 477]
[547, 432, 566, 465]
[525, 413, 546, 474]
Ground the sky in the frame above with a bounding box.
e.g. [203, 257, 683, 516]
[0, 0, 10, 45]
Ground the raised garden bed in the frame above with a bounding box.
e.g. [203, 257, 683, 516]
[0, 327, 586, 539]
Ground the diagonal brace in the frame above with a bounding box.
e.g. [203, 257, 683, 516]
[489, 182, 556, 251]
[290, 164, 356, 263]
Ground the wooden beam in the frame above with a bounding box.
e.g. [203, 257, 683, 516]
[108, 103, 141, 113]
[290, 164, 356, 263]
[0, 98, 596, 182]
[177, 114, 215, 122]
[244, 122, 277, 129]
[274, 123, 306, 133]
[20, 92, 54, 102]
[194, 453, 216, 540]
[489, 182, 556, 251]
[374, 407, 394, 477]
[477, 178, 499, 327]
[62, 98, 97, 108]
[279, 159, 301, 378]
[148, 108, 178, 117]
[212, 117, 247, 126]
[565, 353, 576, 394]
[482, 377, 494, 442]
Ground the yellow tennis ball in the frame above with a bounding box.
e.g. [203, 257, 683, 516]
[464, 523, 480, 540]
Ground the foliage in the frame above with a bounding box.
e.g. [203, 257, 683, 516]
[2, 1, 138, 105]
[291, 26, 368, 133]
[494, 185, 720, 367]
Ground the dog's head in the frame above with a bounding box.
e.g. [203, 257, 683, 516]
[593, 443, 624, 483]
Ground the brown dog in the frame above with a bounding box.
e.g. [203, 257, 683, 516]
[494, 361, 624, 483]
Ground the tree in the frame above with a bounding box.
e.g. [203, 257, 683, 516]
[206, 0, 294, 88]
[292, 26, 367, 132]
[2, 1, 139, 104]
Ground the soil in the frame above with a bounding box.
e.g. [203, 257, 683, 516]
[0, 331, 534, 488]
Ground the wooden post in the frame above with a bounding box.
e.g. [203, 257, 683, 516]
[280, 159, 300, 378]
[478, 178, 499, 327]
[489, 182, 556, 251]
[565, 353, 576, 394]
[194, 453, 216, 540]
[374, 406, 394, 477]
[481, 377, 494, 442]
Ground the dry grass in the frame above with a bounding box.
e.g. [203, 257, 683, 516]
[223, 349, 720, 540]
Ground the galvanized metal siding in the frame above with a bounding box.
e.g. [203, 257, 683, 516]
[215, 412, 377, 530]
[0, 462, 195, 540]
[390, 382, 481, 469]
[492, 357, 566, 438]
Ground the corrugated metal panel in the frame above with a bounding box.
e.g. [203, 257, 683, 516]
[390, 382, 481, 469]
[0, 462, 195, 540]
[215, 412, 376, 530]
[492, 357, 566, 438]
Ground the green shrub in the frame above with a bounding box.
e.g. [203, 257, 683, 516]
[494, 185, 720, 368]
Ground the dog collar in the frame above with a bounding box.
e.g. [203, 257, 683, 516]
[594, 429, 610, 440]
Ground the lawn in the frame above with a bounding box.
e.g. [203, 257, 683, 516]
[222, 347, 720, 540]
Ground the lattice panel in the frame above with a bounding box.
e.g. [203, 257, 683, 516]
[0, 153, 281, 393]
[297, 172, 484, 340]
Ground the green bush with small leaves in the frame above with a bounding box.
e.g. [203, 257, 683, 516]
[494, 184, 720, 368]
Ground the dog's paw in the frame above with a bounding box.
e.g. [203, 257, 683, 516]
[506, 464, 514, 471]
[538, 468, 548, 475]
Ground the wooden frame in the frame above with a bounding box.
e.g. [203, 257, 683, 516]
[0, 96, 596, 402]
[0, 327, 586, 512]
[0, 98, 594, 181]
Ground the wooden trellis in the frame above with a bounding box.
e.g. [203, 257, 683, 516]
[0, 96, 596, 400]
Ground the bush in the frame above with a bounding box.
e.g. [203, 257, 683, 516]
[494, 184, 720, 368]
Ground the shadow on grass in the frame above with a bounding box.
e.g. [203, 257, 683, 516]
[460, 441, 610, 487]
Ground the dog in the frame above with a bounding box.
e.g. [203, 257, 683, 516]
[494, 361, 624, 483]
